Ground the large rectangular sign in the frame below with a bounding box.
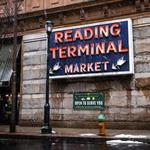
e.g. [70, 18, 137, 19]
[48, 18, 134, 79]
[73, 92, 104, 110]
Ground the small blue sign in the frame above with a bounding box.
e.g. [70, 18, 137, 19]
[48, 18, 134, 79]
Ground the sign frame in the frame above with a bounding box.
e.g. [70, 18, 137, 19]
[49, 18, 134, 79]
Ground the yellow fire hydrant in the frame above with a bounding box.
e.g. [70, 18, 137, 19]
[97, 113, 106, 136]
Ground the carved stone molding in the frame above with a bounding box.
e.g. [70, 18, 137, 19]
[1, 0, 150, 37]
[80, 8, 85, 20]
[58, 13, 65, 24]
[135, 0, 150, 11]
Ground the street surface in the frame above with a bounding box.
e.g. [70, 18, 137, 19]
[0, 139, 150, 150]
[1, 126, 150, 149]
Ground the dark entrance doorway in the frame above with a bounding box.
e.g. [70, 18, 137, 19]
[0, 39, 21, 125]
[0, 94, 11, 124]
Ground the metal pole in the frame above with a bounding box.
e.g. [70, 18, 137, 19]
[10, 0, 18, 132]
[41, 29, 52, 134]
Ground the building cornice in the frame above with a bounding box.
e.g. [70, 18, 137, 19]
[1, 0, 150, 37]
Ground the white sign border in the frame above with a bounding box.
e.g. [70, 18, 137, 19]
[50, 18, 134, 79]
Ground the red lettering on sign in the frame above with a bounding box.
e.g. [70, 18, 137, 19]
[118, 40, 128, 52]
[50, 47, 58, 59]
[99, 25, 109, 38]
[64, 30, 73, 42]
[68, 45, 77, 57]
[110, 23, 121, 36]
[59, 47, 67, 58]
[55, 32, 63, 43]
[87, 63, 94, 72]
[78, 44, 90, 56]
[84, 28, 93, 40]
[95, 62, 101, 71]
[80, 64, 86, 72]
[102, 61, 109, 71]
[73, 29, 83, 41]
[107, 41, 117, 53]
[96, 42, 105, 54]
[94, 26, 98, 39]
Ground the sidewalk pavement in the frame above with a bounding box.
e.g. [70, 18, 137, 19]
[0, 125, 150, 142]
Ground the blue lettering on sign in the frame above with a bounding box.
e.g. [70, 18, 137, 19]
[48, 18, 134, 79]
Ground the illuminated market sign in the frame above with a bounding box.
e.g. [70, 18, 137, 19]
[48, 18, 134, 79]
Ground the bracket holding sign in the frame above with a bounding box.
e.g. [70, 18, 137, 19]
[73, 92, 105, 110]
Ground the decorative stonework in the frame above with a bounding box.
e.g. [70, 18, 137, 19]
[1, 0, 149, 37]
[135, 0, 150, 11]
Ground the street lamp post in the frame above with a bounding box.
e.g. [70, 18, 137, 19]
[41, 20, 53, 134]
[10, 0, 18, 133]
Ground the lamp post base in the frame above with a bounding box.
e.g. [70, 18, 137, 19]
[41, 126, 52, 134]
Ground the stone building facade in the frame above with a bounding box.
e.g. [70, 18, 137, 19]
[1, 0, 150, 129]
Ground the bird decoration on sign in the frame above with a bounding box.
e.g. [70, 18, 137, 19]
[53, 62, 61, 71]
[49, 62, 61, 74]
[112, 56, 126, 70]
